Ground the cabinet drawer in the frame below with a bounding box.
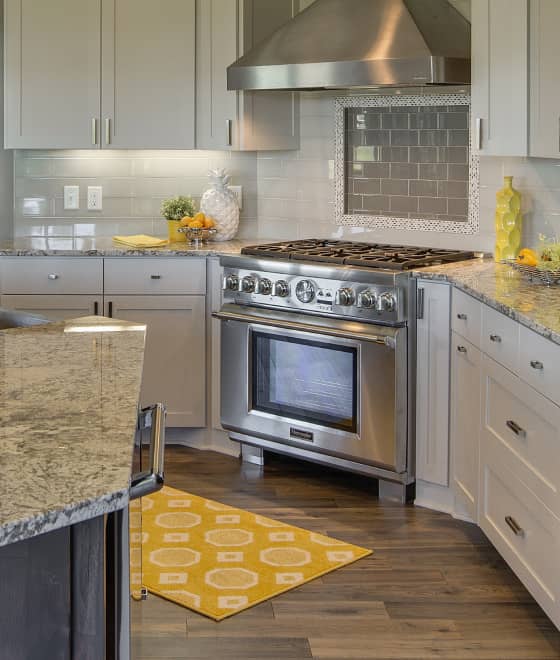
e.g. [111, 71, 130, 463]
[482, 354, 560, 516]
[451, 288, 482, 347]
[103, 258, 206, 295]
[1, 258, 103, 294]
[518, 325, 560, 407]
[480, 456, 560, 621]
[481, 305, 520, 373]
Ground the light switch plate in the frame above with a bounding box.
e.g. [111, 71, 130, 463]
[63, 185, 80, 210]
[87, 186, 103, 211]
[229, 185, 243, 210]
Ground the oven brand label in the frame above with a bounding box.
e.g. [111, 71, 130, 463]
[290, 427, 314, 442]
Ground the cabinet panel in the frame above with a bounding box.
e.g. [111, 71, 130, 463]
[0, 295, 102, 320]
[101, 0, 195, 149]
[518, 324, 560, 407]
[451, 288, 482, 348]
[1, 258, 103, 295]
[103, 258, 206, 295]
[4, 0, 101, 149]
[471, 0, 528, 156]
[481, 304, 520, 374]
[529, 0, 560, 158]
[107, 296, 206, 428]
[451, 334, 481, 522]
[416, 281, 451, 486]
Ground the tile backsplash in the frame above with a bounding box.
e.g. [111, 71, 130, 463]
[12, 93, 560, 251]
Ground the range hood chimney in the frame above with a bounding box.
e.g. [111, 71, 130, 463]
[227, 0, 471, 91]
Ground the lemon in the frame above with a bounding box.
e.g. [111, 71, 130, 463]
[517, 248, 538, 267]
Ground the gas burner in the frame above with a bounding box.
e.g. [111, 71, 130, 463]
[241, 240, 475, 271]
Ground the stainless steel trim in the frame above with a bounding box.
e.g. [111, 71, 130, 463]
[476, 117, 482, 151]
[130, 403, 166, 500]
[530, 360, 544, 370]
[506, 419, 527, 438]
[505, 515, 524, 537]
[226, 119, 233, 147]
[105, 118, 112, 145]
[213, 305, 395, 347]
[91, 118, 98, 146]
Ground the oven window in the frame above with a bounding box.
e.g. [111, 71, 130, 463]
[251, 331, 357, 432]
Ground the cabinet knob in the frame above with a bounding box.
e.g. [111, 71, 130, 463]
[505, 515, 524, 537]
[457, 345, 467, 353]
[48, 273, 60, 280]
[456, 313, 467, 320]
[489, 334, 502, 343]
[530, 360, 544, 370]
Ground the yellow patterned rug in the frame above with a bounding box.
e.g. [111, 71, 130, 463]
[130, 485, 372, 620]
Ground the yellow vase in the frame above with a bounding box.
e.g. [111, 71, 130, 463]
[494, 176, 522, 262]
[167, 219, 186, 243]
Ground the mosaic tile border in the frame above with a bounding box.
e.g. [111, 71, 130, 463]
[334, 94, 480, 235]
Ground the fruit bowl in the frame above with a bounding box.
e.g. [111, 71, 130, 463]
[503, 260, 560, 286]
[178, 226, 217, 246]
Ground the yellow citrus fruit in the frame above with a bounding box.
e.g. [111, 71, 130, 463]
[180, 216, 193, 227]
[188, 219, 204, 229]
[517, 248, 538, 267]
[193, 212, 206, 224]
[203, 216, 215, 228]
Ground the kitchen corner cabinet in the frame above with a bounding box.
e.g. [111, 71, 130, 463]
[415, 280, 451, 487]
[4, 0, 195, 150]
[470, 0, 528, 157]
[196, 0, 300, 151]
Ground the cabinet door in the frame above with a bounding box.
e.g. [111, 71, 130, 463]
[0, 295, 102, 320]
[101, 0, 195, 149]
[415, 281, 451, 486]
[471, 0, 528, 156]
[196, 0, 299, 151]
[107, 296, 205, 427]
[4, 0, 101, 149]
[529, 0, 560, 158]
[451, 333, 481, 522]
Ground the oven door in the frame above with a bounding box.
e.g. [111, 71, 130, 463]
[215, 304, 407, 473]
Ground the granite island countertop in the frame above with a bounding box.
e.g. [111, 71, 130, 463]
[415, 259, 560, 346]
[0, 315, 146, 547]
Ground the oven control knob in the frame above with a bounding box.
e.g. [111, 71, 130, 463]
[241, 276, 256, 293]
[336, 288, 355, 306]
[358, 290, 376, 309]
[274, 280, 290, 298]
[376, 292, 397, 313]
[257, 278, 273, 295]
[295, 279, 316, 303]
[224, 274, 239, 291]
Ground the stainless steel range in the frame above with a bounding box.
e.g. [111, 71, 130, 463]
[214, 240, 475, 499]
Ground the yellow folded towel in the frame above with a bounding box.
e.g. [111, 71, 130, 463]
[112, 235, 169, 248]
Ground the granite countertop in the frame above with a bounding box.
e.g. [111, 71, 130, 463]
[0, 237, 254, 257]
[0, 315, 146, 547]
[416, 259, 560, 346]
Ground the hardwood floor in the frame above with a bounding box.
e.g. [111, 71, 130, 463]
[131, 446, 560, 659]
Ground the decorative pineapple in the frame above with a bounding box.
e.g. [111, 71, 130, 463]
[200, 169, 239, 241]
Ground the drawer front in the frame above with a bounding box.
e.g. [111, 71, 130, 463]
[103, 258, 206, 295]
[518, 325, 560, 407]
[481, 305, 520, 373]
[1, 257, 103, 294]
[451, 288, 482, 347]
[480, 454, 560, 619]
[482, 354, 560, 516]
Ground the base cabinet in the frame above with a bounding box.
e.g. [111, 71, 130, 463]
[106, 295, 206, 428]
[0, 294, 102, 320]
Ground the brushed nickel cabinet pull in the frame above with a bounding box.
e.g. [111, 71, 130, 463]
[91, 118, 98, 145]
[108, 301, 113, 318]
[47, 273, 59, 280]
[226, 119, 233, 147]
[457, 345, 467, 353]
[506, 419, 527, 438]
[476, 117, 483, 151]
[490, 334, 502, 343]
[105, 118, 111, 145]
[505, 515, 524, 537]
[93, 301, 99, 315]
[457, 313, 467, 320]
[530, 360, 544, 370]
[150, 274, 162, 280]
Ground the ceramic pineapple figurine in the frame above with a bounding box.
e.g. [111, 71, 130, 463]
[200, 169, 239, 241]
[494, 176, 522, 262]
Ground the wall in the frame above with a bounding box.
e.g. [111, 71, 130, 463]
[14, 150, 257, 239]
[0, 0, 14, 240]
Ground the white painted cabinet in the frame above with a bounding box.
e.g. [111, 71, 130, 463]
[196, 0, 300, 151]
[0, 294, 103, 320]
[529, 0, 560, 158]
[4, 0, 102, 149]
[471, 0, 528, 157]
[415, 281, 451, 487]
[450, 333, 481, 522]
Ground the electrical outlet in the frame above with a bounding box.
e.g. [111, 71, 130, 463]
[328, 160, 335, 180]
[63, 185, 80, 210]
[229, 185, 243, 210]
[87, 186, 103, 211]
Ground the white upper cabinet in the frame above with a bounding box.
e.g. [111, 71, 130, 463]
[101, 0, 195, 149]
[471, 0, 528, 157]
[196, 0, 300, 151]
[529, 0, 560, 158]
[4, 0, 102, 149]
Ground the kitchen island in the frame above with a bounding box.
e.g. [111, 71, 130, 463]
[0, 314, 146, 660]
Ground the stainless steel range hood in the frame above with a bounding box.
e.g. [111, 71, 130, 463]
[227, 0, 470, 91]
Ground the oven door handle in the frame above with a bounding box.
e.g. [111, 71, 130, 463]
[212, 309, 395, 348]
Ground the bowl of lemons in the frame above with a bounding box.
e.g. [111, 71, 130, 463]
[178, 212, 217, 246]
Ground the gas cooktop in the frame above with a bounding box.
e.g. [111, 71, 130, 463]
[241, 239, 475, 271]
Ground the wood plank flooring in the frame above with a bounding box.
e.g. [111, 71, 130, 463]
[131, 446, 560, 660]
